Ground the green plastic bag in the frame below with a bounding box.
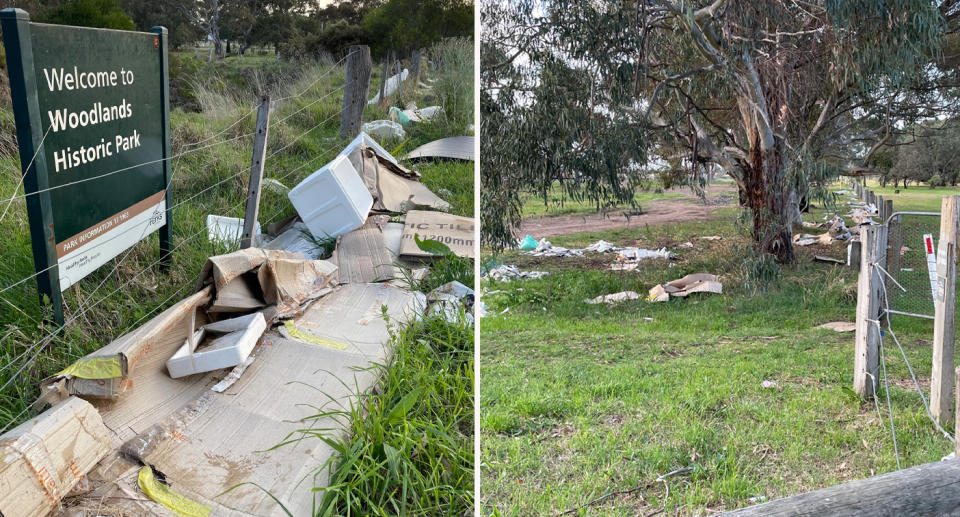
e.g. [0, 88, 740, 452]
[519, 234, 538, 250]
[390, 106, 412, 126]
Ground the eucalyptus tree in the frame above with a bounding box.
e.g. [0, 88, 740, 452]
[482, 0, 960, 262]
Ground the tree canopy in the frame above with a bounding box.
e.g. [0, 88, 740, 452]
[482, 0, 960, 262]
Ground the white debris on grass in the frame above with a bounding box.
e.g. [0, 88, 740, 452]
[487, 265, 549, 281]
[585, 291, 640, 305]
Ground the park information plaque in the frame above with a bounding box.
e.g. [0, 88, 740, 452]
[1, 9, 172, 322]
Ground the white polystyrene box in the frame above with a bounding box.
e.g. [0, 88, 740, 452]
[288, 154, 374, 239]
[166, 312, 267, 379]
[338, 132, 398, 164]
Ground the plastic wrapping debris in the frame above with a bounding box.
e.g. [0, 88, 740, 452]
[368, 68, 409, 104]
[586, 291, 640, 304]
[527, 238, 583, 257]
[617, 248, 673, 261]
[648, 273, 722, 302]
[361, 119, 406, 141]
[585, 240, 619, 253]
[487, 265, 549, 281]
[427, 281, 475, 324]
[519, 234, 538, 250]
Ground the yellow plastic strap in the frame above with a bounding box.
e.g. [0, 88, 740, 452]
[284, 320, 348, 350]
[138, 466, 212, 517]
[56, 357, 122, 379]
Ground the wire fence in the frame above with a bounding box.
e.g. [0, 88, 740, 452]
[0, 51, 360, 432]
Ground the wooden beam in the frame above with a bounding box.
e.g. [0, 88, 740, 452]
[720, 458, 960, 515]
[931, 195, 959, 423]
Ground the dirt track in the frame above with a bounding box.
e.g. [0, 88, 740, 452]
[520, 187, 736, 237]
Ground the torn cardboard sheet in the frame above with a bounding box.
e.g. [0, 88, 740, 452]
[0, 397, 112, 517]
[41, 287, 214, 401]
[197, 248, 338, 318]
[333, 227, 401, 283]
[817, 321, 856, 332]
[647, 273, 722, 302]
[287, 283, 426, 360]
[347, 146, 450, 213]
[400, 210, 475, 259]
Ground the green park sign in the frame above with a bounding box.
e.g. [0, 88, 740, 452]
[1, 9, 173, 324]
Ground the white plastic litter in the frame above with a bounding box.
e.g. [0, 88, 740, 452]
[487, 265, 549, 281]
[288, 155, 374, 239]
[337, 132, 398, 165]
[618, 248, 674, 261]
[206, 215, 260, 245]
[166, 312, 267, 379]
[586, 291, 640, 304]
[368, 68, 409, 104]
[584, 240, 619, 253]
[361, 119, 406, 141]
[528, 238, 583, 257]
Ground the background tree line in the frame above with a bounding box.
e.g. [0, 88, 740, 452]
[1, 0, 472, 60]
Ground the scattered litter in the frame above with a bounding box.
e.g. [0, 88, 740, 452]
[617, 247, 673, 261]
[361, 119, 406, 140]
[206, 214, 260, 246]
[390, 105, 442, 124]
[346, 145, 450, 213]
[678, 242, 694, 248]
[261, 177, 289, 195]
[525, 238, 583, 257]
[166, 312, 267, 378]
[138, 466, 212, 517]
[586, 291, 640, 305]
[749, 495, 768, 504]
[585, 240, 619, 253]
[0, 397, 112, 517]
[814, 255, 845, 265]
[288, 154, 373, 239]
[338, 131, 398, 165]
[761, 380, 778, 389]
[817, 321, 856, 332]
[487, 265, 549, 281]
[648, 273, 722, 302]
[427, 281, 475, 323]
[701, 235, 722, 241]
[368, 68, 409, 104]
[518, 234, 538, 250]
[477, 300, 489, 318]
[262, 221, 324, 259]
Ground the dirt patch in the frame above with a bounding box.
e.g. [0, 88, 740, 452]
[521, 189, 735, 238]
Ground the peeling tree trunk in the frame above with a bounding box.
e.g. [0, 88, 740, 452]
[742, 139, 795, 263]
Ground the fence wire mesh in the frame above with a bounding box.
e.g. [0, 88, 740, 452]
[886, 212, 953, 318]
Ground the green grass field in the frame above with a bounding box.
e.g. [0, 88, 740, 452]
[0, 42, 474, 515]
[480, 197, 951, 515]
[520, 186, 685, 218]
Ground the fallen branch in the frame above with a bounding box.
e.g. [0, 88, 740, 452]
[554, 466, 694, 516]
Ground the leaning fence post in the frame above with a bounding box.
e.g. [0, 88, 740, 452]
[931, 195, 959, 423]
[340, 45, 371, 139]
[855, 224, 887, 399]
[240, 95, 271, 249]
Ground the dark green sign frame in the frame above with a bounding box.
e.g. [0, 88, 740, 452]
[1, 9, 173, 325]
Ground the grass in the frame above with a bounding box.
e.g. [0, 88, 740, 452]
[0, 38, 474, 516]
[479, 202, 951, 515]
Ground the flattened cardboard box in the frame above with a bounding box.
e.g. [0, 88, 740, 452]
[400, 210, 475, 258]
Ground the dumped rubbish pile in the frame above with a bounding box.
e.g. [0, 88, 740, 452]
[586, 291, 640, 304]
[793, 215, 852, 246]
[521, 237, 675, 269]
[486, 265, 549, 281]
[1, 132, 474, 517]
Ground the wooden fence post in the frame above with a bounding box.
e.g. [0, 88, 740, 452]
[340, 45, 371, 140]
[931, 195, 959, 424]
[240, 95, 271, 249]
[410, 48, 422, 84]
[855, 224, 887, 399]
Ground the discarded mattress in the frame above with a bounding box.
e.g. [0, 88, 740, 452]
[404, 136, 475, 162]
[647, 273, 722, 302]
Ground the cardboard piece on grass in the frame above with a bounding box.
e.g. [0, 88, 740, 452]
[166, 312, 267, 378]
[647, 273, 722, 303]
[289, 283, 426, 360]
[586, 291, 641, 305]
[400, 210, 475, 259]
[333, 227, 401, 284]
[817, 321, 856, 332]
[0, 397, 112, 517]
[39, 287, 215, 401]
